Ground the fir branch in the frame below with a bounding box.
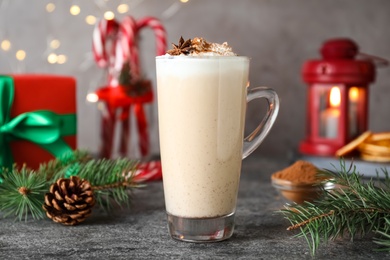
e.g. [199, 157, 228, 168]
[0, 151, 142, 221]
[374, 217, 390, 251]
[92, 180, 139, 191]
[0, 167, 48, 220]
[40, 150, 91, 181]
[54, 157, 141, 212]
[280, 161, 390, 255]
[287, 210, 335, 231]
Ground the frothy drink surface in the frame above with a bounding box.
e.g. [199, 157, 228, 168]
[157, 57, 249, 218]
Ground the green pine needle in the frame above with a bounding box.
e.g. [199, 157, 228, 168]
[77, 158, 141, 212]
[374, 217, 390, 250]
[0, 167, 48, 221]
[0, 150, 142, 221]
[40, 150, 91, 181]
[280, 160, 390, 255]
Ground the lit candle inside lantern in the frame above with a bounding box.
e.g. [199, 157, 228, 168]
[321, 86, 341, 138]
[349, 87, 359, 137]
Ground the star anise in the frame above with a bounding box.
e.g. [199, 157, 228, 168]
[166, 36, 193, 55]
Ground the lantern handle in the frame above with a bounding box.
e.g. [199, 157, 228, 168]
[358, 52, 389, 67]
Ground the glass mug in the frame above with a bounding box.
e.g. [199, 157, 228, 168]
[156, 56, 279, 242]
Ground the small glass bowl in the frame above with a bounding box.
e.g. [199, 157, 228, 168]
[271, 177, 334, 204]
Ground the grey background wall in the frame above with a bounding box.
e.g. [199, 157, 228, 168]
[1, 0, 389, 160]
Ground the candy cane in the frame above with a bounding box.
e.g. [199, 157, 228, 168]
[116, 16, 166, 81]
[93, 19, 120, 85]
[93, 19, 123, 158]
[137, 16, 167, 56]
[129, 17, 166, 157]
[116, 16, 138, 78]
[114, 16, 137, 157]
[92, 16, 167, 159]
[92, 16, 166, 85]
[131, 161, 162, 183]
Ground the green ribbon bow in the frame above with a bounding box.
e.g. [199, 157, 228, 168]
[0, 75, 76, 173]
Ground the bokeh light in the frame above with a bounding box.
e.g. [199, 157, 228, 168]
[1, 40, 11, 51]
[46, 3, 55, 12]
[50, 39, 60, 49]
[70, 5, 81, 15]
[85, 15, 97, 25]
[16, 50, 26, 61]
[47, 53, 58, 64]
[86, 93, 99, 103]
[104, 11, 115, 20]
[57, 54, 67, 64]
[117, 4, 129, 14]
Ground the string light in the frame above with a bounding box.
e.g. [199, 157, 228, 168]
[86, 93, 99, 103]
[47, 53, 57, 64]
[16, 50, 26, 61]
[104, 11, 115, 20]
[85, 15, 97, 25]
[70, 5, 81, 16]
[1, 40, 11, 51]
[46, 3, 55, 12]
[2, 1, 185, 69]
[117, 4, 129, 14]
[47, 53, 67, 64]
[50, 39, 60, 49]
[57, 54, 67, 64]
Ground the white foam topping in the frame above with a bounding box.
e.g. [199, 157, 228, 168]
[165, 37, 237, 56]
[190, 37, 236, 56]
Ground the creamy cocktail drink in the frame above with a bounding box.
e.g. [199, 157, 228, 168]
[156, 37, 279, 242]
[157, 58, 247, 219]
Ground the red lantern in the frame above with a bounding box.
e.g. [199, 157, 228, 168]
[299, 38, 387, 156]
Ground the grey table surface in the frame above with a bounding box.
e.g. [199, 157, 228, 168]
[1, 156, 390, 260]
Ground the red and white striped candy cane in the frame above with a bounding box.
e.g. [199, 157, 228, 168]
[115, 16, 138, 157]
[137, 16, 167, 56]
[116, 16, 138, 79]
[93, 19, 119, 158]
[119, 17, 166, 157]
[132, 161, 162, 183]
[130, 17, 166, 157]
[92, 19, 120, 85]
[116, 16, 167, 81]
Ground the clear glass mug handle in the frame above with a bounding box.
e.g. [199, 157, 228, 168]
[242, 87, 280, 159]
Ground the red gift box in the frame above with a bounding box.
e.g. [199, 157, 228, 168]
[6, 75, 77, 169]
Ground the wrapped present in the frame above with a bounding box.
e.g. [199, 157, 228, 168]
[0, 75, 77, 170]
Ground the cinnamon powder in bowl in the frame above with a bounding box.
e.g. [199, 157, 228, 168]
[271, 160, 332, 204]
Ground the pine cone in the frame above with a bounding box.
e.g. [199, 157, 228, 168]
[43, 176, 95, 226]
